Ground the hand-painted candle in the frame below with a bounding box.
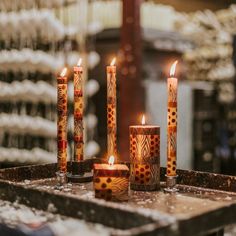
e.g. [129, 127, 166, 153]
[130, 115, 160, 191]
[74, 58, 84, 161]
[107, 58, 117, 157]
[167, 61, 178, 177]
[57, 67, 68, 173]
[94, 156, 129, 201]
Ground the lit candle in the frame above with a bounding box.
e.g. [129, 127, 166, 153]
[107, 58, 117, 157]
[129, 115, 160, 191]
[167, 61, 178, 177]
[74, 58, 84, 161]
[93, 156, 129, 201]
[57, 67, 68, 173]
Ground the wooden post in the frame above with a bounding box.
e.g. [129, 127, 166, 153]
[119, 0, 144, 161]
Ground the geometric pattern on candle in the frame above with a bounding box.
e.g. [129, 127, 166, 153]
[130, 134, 160, 163]
[167, 127, 177, 176]
[57, 79, 67, 173]
[107, 70, 117, 157]
[74, 70, 83, 161]
[57, 148, 67, 172]
[57, 116, 67, 140]
[168, 78, 177, 103]
[94, 177, 129, 201]
[57, 84, 68, 113]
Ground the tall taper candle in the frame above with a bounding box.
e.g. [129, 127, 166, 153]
[167, 61, 178, 176]
[107, 58, 117, 157]
[57, 67, 68, 173]
[74, 58, 84, 161]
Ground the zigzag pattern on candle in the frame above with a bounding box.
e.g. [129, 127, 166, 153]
[107, 71, 117, 157]
[94, 177, 129, 201]
[167, 77, 177, 176]
[74, 68, 83, 161]
[130, 134, 160, 163]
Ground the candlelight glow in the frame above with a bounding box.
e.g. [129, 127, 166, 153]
[108, 155, 115, 165]
[77, 58, 82, 66]
[170, 61, 178, 77]
[141, 115, 146, 125]
[60, 67, 67, 77]
[110, 58, 116, 66]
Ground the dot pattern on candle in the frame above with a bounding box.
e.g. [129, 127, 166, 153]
[167, 77, 177, 176]
[107, 65, 117, 157]
[94, 177, 129, 201]
[57, 76, 68, 172]
[74, 66, 83, 161]
[129, 127, 160, 191]
[130, 164, 159, 185]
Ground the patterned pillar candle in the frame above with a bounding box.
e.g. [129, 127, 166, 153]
[130, 115, 160, 191]
[93, 156, 129, 201]
[167, 61, 178, 177]
[107, 58, 117, 157]
[57, 67, 68, 173]
[74, 58, 84, 161]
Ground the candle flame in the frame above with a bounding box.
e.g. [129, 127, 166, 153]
[110, 58, 116, 66]
[60, 67, 67, 77]
[108, 155, 115, 165]
[170, 61, 178, 77]
[141, 115, 146, 125]
[77, 58, 82, 66]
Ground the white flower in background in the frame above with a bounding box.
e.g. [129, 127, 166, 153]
[85, 141, 100, 158]
[0, 147, 56, 164]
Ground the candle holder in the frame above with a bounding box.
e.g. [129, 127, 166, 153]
[56, 171, 67, 187]
[164, 175, 178, 193]
[67, 161, 93, 183]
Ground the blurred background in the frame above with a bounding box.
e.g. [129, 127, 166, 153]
[0, 0, 236, 176]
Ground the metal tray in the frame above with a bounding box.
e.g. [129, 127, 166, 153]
[0, 159, 236, 236]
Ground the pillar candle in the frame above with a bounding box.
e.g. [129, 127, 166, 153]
[93, 156, 129, 201]
[57, 68, 68, 173]
[167, 61, 178, 177]
[107, 58, 117, 157]
[130, 115, 160, 191]
[74, 58, 84, 161]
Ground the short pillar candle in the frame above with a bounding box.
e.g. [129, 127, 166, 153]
[130, 116, 160, 191]
[93, 156, 129, 201]
[57, 68, 68, 173]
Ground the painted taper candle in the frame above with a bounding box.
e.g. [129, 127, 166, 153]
[74, 58, 84, 161]
[57, 67, 68, 173]
[167, 61, 178, 177]
[107, 58, 117, 157]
